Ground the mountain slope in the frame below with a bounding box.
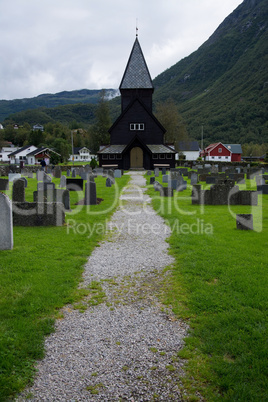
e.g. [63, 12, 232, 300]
[0, 89, 118, 122]
[153, 0, 268, 144]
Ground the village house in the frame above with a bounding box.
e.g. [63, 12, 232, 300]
[32, 124, 44, 132]
[201, 142, 242, 162]
[176, 140, 200, 161]
[26, 147, 60, 165]
[98, 37, 176, 170]
[0, 146, 19, 162]
[8, 145, 38, 164]
[68, 146, 95, 163]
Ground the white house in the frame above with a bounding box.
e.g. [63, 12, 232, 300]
[8, 145, 37, 164]
[176, 141, 200, 161]
[32, 124, 44, 132]
[69, 147, 96, 162]
[0, 146, 19, 162]
[26, 147, 60, 165]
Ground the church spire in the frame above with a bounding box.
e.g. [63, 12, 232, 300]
[119, 37, 153, 90]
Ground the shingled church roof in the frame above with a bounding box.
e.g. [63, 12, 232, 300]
[119, 38, 153, 90]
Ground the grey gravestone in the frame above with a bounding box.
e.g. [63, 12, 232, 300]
[160, 187, 173, 197]
[168, 179, 178, 190]
[12, 179, 25, 202]
[36, 171, 44, 181]
[85, 165, 92, 173]
[0, 193, 13, 250]
[154, 168, 159, 177]
[162, 175, 168, 183]
[72, 169, 76, 178]
[106, 177, 112, 187]
[153, 181, 163, 192]
[162, 168, 166, 175]
[43, 173, 52, 183]
[150, 177, 155, 184]
[0, 178, 9, 191]
[37, 182, 55, 192]
[257, 184, 268, 194]
[147, 170, 152, 176]
[114, 169, 122, 178]
[236, 214, 253, 230]
[18, 177, 28, 188]
[8, 173, 21, 182]
[177, 180, 187, 192]
[191, 173, 198, 185]
[27, 172, 34, 179]
[54, 166, 61, 178]
[66, 169, 71, 177]
[59, 175, 66, 188]
[85, 181, 97, 205]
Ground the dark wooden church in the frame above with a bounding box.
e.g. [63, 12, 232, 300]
[98, 37, 176, 170]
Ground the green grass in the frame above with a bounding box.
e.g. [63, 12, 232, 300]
[0, 173, 129, 401]
[146, 173, 268, 401]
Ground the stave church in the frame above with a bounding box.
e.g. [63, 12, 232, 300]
[98, 36, 176, 170]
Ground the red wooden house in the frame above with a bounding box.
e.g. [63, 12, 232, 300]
[201, 142, 242, 162]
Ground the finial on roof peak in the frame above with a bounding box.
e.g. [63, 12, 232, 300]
[136, 18, 138, 37]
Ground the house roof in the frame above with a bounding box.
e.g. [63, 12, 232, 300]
[119, 38, 153, 90]
[73, 147, 89, 154]
[224, 144, 242, 154]
[27, 147, 60, 156]
[178, 141, 200, 152]
[98, 145, 127, 154]
[8, 145, 37, 156]
[147, 144, 176, 154]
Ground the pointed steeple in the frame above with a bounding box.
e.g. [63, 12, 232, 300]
[119, 38, 153, 90]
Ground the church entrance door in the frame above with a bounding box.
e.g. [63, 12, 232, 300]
[130, 147, 143, 168]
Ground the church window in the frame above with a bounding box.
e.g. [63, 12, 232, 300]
[130, 123, 144, 131]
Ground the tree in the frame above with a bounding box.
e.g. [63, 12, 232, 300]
[90, 90, 111, 154]
[155, 98, 189, 148]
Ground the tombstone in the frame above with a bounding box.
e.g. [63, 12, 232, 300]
[36, 170, 44, 181]
[147, 170, 152, 176]
[160, 187, 173, 197]
[12, 179, 25, 202]
[177, 179, 187, 192]
[150, 177, 155, 185]
[18, 177, 28, 188]
[46, 167, 52, 174]
[84, 181, 97, 205]
[85, 165, 92, 173]
[33, 189, 70, 210]
[206, 176, 217, 184]
[27, 172, 34, 179]
[154, 168, 159, 177]
[153, 181, 163, 192]
[71, 169, 76, 178]
[43, 173, 52, 183]
[37, 182, 56, 192]
[211, 165, 218, 174]
[168, 179, 178, 190]
[0, 193, 13, 250]
[95, 167, 104, 175]
[54, 166, 62, 179]
[8, 173, 21, 182]
[13, 202, 65, 226]
[257, 184, 268, 194]
[162, 168, 166, 175]
[255, 175, 265, 186]
[66, 169, 71, 177]
[162, 175, 169, 183]
[106, 177, 112, 187]
[59, 175, 67, 188]
[0, 178, 9, 191]
[236, 214, 253, 230]
[114, 169, 122, 178]
[80, 172, 87, 180]
[66, 178, 84, 191]
[191, 172, 198, 185]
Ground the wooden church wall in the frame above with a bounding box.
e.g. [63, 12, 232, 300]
[110, 101, 164, 145]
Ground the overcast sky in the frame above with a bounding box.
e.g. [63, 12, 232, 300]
[0, 0, 243, 101]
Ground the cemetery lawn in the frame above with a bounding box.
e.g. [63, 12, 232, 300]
[147, 175, 268, 401]
[0, 174, 129, 401]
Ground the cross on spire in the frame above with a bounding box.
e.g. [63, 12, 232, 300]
[136, 18, 138, 37]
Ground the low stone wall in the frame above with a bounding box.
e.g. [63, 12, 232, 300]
[12, 202, 65, 226]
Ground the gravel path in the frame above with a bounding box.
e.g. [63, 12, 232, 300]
[17, 172, 188, 401]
